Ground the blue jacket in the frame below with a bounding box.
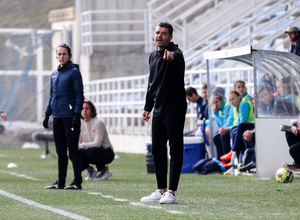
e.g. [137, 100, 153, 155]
[45, 60, 84, 118]
[214, 100, 232, 127]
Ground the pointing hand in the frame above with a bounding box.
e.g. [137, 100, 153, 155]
[163, 49, 174, 60]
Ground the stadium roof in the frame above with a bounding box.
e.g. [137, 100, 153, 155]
[203, 45, 300, 82]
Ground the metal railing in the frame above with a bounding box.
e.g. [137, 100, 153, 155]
[79, 0, 296, 68]
[84, 66, 254, 137]
[81, 9, 153, 54]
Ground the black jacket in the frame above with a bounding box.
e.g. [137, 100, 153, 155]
[144, 42, 186, 114]
[197, 96, 208, 120]
[290, 32, 300, 56]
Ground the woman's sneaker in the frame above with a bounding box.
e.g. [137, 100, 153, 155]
[85, 166, 97, 180]
[64, 181, 82, 190]
[282, 163, 300, 173]
[94, 166, 112, 180]
[140, 190, 163, 203]
[45, 180, 64, 189]
[159, 190, 176, 204]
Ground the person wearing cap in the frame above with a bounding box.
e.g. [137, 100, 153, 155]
[284, 26, 300, 56]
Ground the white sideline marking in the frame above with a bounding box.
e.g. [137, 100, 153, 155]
[167, 210, 185, 214]
[87, 192, 101, 195]
[114, 198, 129, 202]
[130, 202, 164, 210]
[0, 170, 41, 181]
[0, 190, 91, 220]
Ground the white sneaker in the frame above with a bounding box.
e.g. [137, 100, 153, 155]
[140, 190, 163, 203]
[159, 190, 176, 204]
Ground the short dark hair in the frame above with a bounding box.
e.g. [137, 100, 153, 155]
[57, 43, 72, 56]
[84, 100, 98, 118]
[229, 90, 241, 97]
[258, 85, 272, 96]
[157, 21, 173, 36]
[202, 83, 207, 89]
[185, 87, 198, 96]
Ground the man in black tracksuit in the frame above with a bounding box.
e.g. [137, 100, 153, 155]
[141, 22, 187, 204]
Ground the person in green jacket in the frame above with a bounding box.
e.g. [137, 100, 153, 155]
[214, 91, 254, 162]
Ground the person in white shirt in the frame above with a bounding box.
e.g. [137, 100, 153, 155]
[79, 100, 115, 180]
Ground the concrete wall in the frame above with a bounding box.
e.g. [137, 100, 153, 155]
[110, 134, 151, 154]
[256, 118, 294, 179]
[49, 7, 77, 70]
[81, 53, 149, 81]
[79, 0, 148, 11]
[78, 0, 150, 80]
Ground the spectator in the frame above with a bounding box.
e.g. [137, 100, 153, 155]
[257, 86, 299, 117]
[225, 94, 255, 162]
[201, 83, 209, 119]
[259, 72, 276, 93]
[0, 110, 7, 122]
[282, 118, 300, 172]
[211, 93, 231, 129]
[198, 84, 209, 140]
[185, 86, 207, 136]
[204, 86, 226, 145]
[141, 21, 187, 204]
[276, 76, 299, 109]
[239, 128, 256, 172]
[284, 26, 300, 56]
[186, 86, 208, 120]
[211, 86, 225, 98]
[234, 80, 251, 102]
[79, 100, 115, 181]
[226, 122, 255, 163]
[211, 93, 232, 157]
[215, 91, 254, 163]
[44, 44, 84, 190]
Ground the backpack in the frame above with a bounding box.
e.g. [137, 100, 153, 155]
[193, 158, 226, 174]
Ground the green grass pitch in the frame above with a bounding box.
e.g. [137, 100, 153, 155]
[0, 146, 299, 220]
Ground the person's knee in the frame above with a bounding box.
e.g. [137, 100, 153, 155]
[213, 133, 219, 142]
[205, 128, 210, 137]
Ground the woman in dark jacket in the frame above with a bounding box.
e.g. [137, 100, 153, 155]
[44, 44, 84, 190]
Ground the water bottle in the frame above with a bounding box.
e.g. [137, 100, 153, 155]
[145, 142, 155, 173]
[231, 151, 238, 176]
